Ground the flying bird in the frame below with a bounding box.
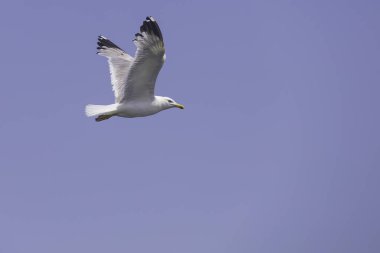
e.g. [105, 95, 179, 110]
[85, 16, 184, 122]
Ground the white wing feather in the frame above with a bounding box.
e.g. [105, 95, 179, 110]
[96, 17, 165, 103]
[97, 36, 134, 103]
[123, 17, 165, 102]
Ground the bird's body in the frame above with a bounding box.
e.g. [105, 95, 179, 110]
[85, 16, 184, 122]
[114, 96, 175, 118]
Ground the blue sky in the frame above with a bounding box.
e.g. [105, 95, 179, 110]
[0, 0, 379, 252]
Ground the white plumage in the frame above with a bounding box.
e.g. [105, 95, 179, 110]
[85, 16, 184, 122]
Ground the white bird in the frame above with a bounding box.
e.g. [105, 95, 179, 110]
[85, 16, 184, 122]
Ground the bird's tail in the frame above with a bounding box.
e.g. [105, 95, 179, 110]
[85, 104, 118, 122]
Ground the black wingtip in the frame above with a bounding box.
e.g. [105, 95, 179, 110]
[139, 16, 163, 41]
[96, 35, 122, 51]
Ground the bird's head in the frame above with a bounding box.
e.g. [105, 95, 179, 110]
[160, 96, 185, 110]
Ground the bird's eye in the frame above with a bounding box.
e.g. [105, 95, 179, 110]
[167, 99, 173, 103]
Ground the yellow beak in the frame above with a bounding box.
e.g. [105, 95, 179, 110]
[174, 103, 185, 109]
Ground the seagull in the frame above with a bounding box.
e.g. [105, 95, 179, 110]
[85, 16, 184, 122]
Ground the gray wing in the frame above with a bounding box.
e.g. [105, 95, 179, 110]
[122, 16, 166, 102]
[97, 36, 134, 103]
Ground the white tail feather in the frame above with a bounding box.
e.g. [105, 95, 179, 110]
[85, 104, 118, 117]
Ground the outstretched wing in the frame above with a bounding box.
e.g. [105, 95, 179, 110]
[97, 36, 134, 103]
[122, 16, 166, 102]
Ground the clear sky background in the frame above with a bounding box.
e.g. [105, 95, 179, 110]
[0, 0, 379, 252]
